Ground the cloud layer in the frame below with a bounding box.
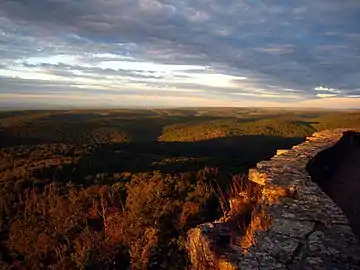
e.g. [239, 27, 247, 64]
[1, 0, 360, 108]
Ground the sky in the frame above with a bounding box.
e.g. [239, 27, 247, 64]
[0, 0, 360, 109]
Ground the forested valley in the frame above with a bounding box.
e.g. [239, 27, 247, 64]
[1, 108, 360, 269]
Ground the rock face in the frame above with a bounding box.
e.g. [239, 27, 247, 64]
[188, 129, 360, 269]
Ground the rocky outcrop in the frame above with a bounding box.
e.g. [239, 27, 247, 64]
[188, 129, 360, 269]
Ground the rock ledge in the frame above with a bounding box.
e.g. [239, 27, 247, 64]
[188, 129, 360, 269]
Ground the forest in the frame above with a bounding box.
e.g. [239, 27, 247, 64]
[1, 108, 360, 269]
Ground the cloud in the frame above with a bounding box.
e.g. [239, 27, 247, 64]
[256, 45, 295, 55]
[316, 93, 338, 98]
[0, 0, 359, 107]
[298, 97, 360, 109]
[314, 86, 341, 93]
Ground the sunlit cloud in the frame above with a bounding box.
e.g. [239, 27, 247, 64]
[21, 55, 80, 66]
[97, 61, 207, 72]
[316, 93, 338, 98]
[314, 86, 341, 93]
[0, 0, 359, 108]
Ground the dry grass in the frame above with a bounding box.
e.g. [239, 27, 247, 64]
[239, 207, 272, 253]
[207, 172, 287, 259]
[213, 173, 261, 223]
[210, 174, 263, 257]
[189, 172, 267, 270]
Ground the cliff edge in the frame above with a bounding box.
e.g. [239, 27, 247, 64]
[188, 129, 360, 269]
